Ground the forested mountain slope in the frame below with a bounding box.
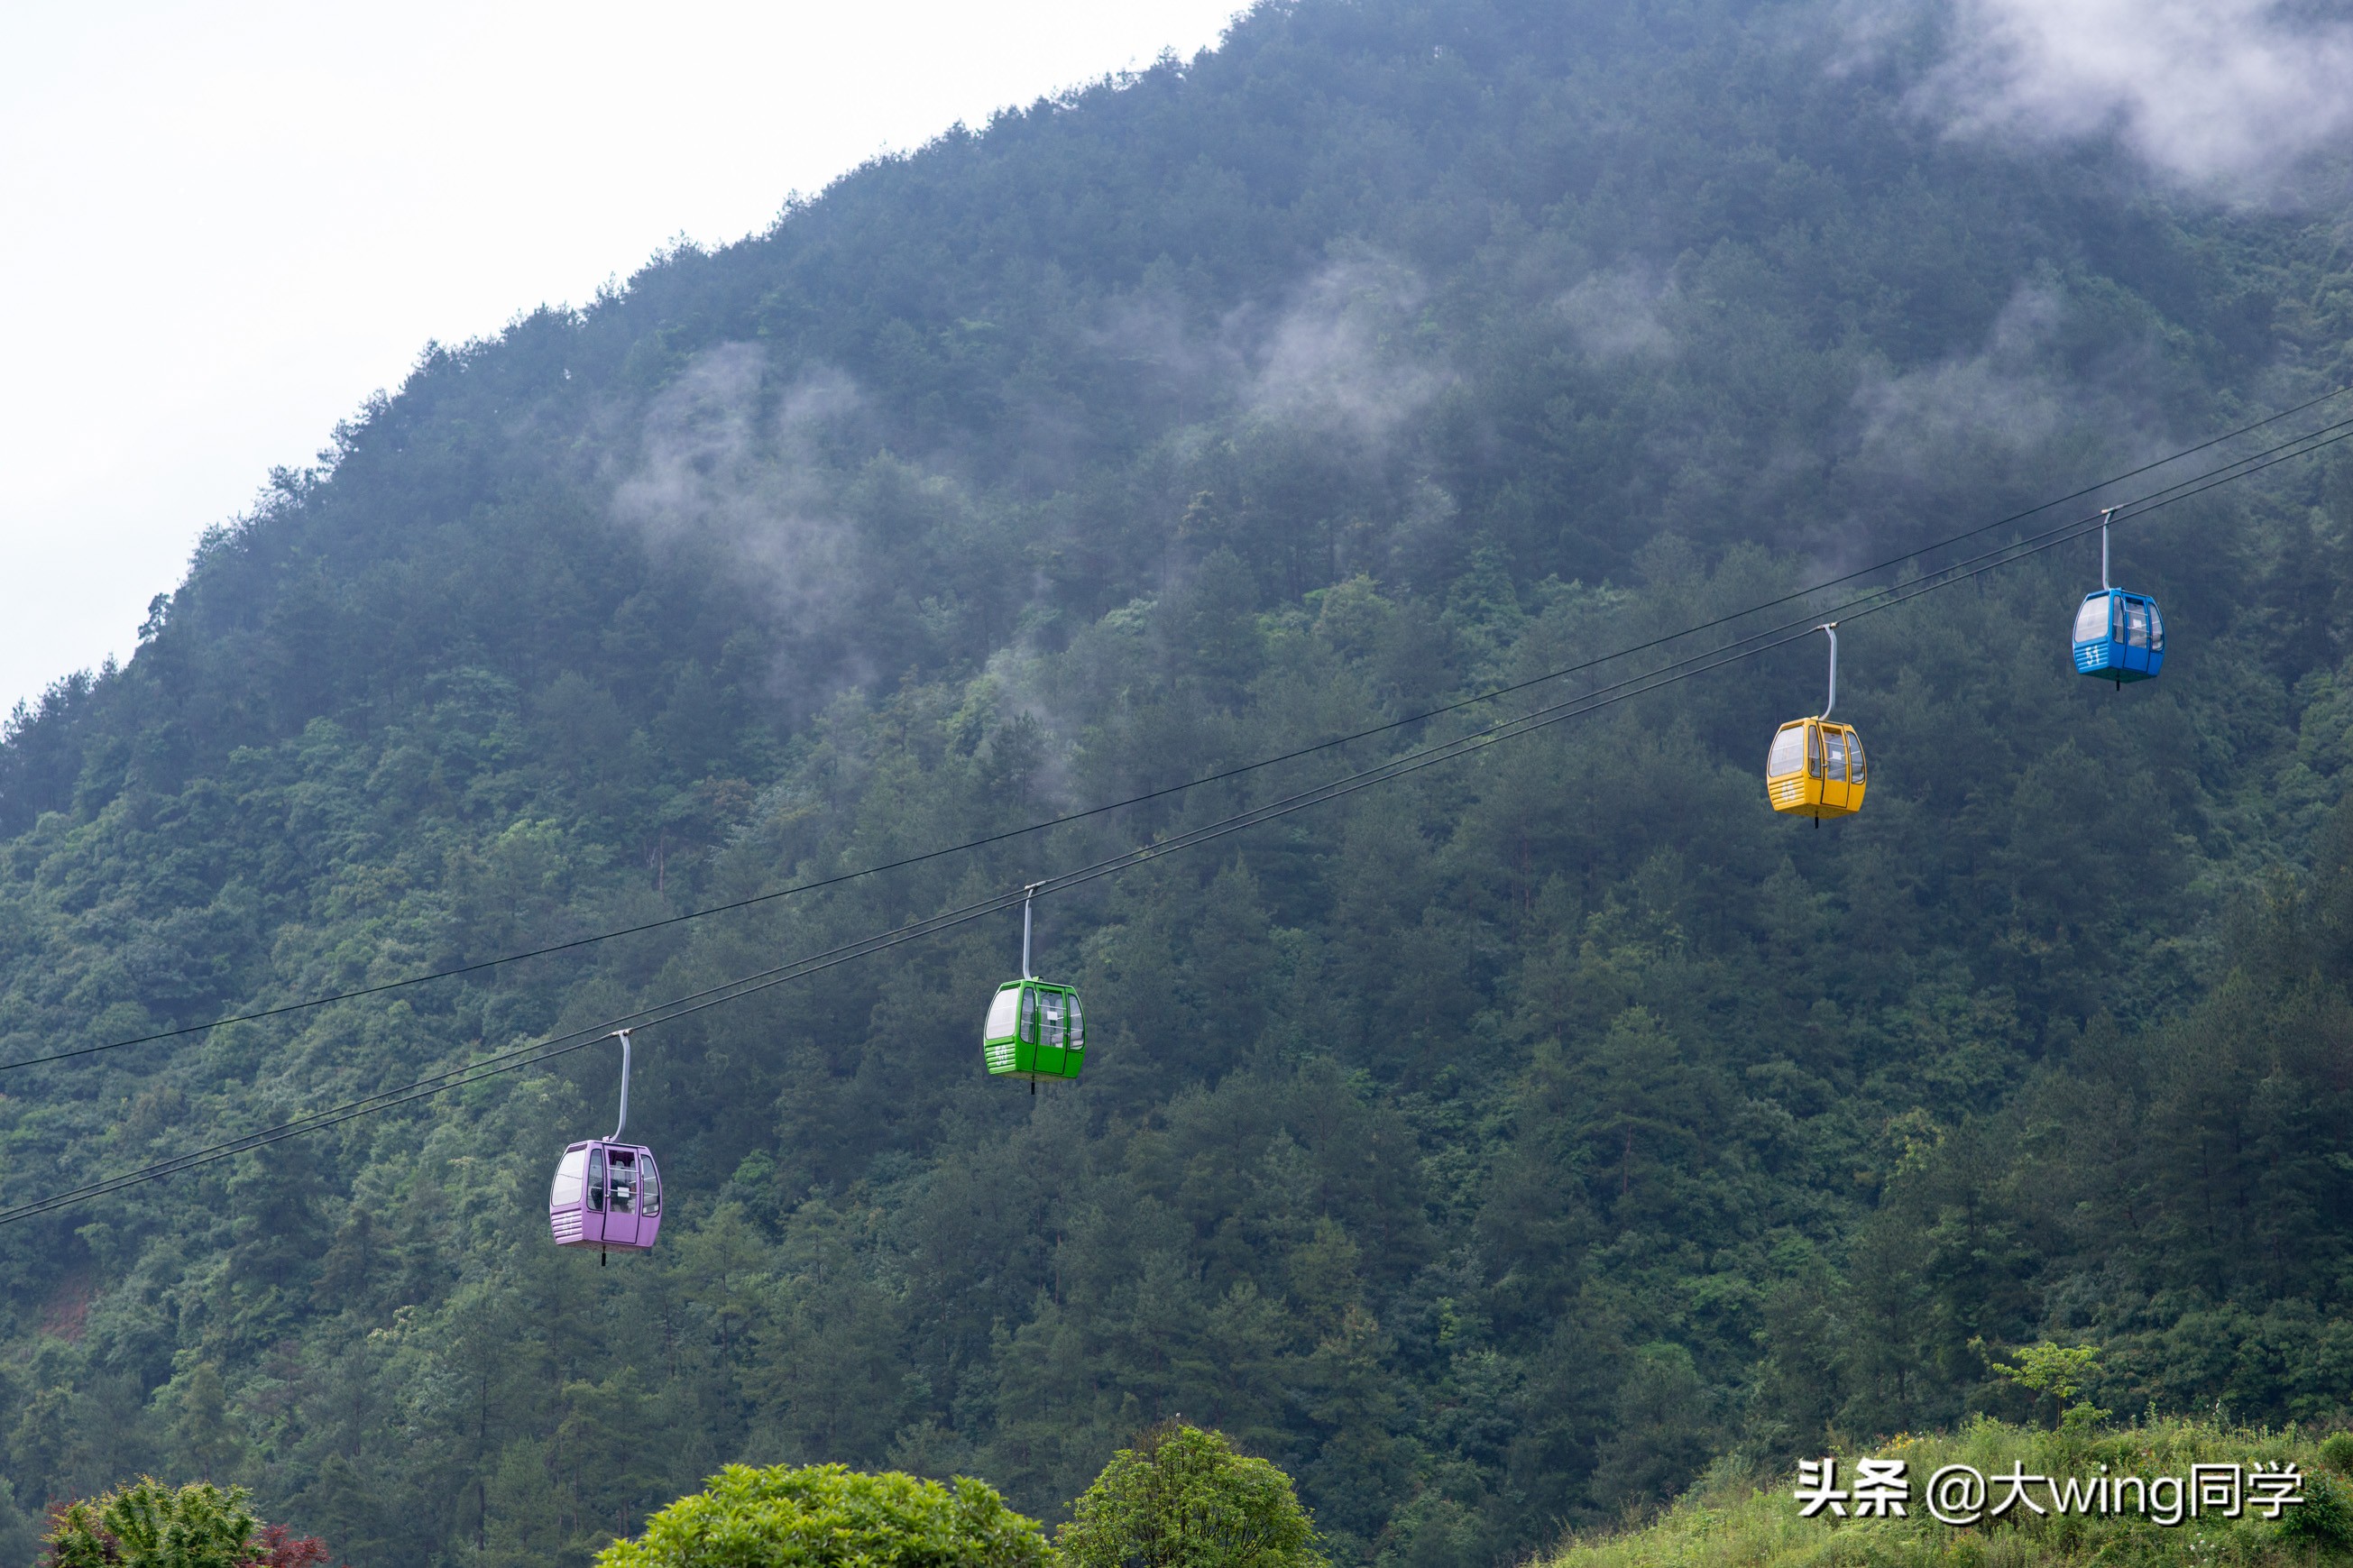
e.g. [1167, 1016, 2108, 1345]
[2, 1, 2350, 1565]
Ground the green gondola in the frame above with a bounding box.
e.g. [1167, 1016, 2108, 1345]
[983, 885, 1085, 1087]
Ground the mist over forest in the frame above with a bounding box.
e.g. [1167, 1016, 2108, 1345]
[3, 1, 2352, 1565]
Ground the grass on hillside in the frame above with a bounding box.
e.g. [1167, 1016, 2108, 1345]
[1548, 1417, 2353, 1568]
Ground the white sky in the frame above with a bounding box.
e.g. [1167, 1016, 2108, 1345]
[0, 0, 1247, 718]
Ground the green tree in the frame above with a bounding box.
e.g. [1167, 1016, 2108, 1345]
[0, 1478, 38, 1568]
[1983, 1341, 2106, 1430]
[594, 1465, 1048, 1568]
[166, 1362, 245, 1483]
[1058, 1426, 1324, 1568]
[41, 1479, 327, 1568]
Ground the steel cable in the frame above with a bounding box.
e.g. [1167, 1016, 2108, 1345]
[11, 418, 2349, 1226]
[6, 387, 2349, 1076]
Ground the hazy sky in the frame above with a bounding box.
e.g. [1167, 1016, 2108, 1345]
[0, 0, 1246, 718]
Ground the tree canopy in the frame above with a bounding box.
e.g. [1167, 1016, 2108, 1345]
[1059, 1426, 1323, 1568]
[41, 1480, 328, 1568]
[594, 1466, 1048, 1568]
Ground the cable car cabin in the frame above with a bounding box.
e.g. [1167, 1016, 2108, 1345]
[549, 1140, 664, 1252]
[1766, 718, 1867, 819]
[2073, 590, 2164, 683]
[982, 979, 1085, 1083]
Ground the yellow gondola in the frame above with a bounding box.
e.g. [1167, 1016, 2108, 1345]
[1767, 623, 1866, 821]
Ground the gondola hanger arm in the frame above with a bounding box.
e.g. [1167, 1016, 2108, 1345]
[610, 1029, 631, 1142]
[1020, 881, 1043, 979]
[1818, 623, 1837, 721]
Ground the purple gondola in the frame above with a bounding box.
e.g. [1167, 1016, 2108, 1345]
[549, 1030, 664, 1257]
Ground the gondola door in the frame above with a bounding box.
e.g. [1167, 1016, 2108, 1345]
[603, 1146, 643, 1247]
[584, 1143, 611, 1246]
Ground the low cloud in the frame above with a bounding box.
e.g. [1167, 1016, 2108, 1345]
[1834, 281, 2176, 573]
[611, 344, 869, 675]
[1243, 256, 1451, 443]
[1853, 285, 2072, 463]
[1554, 267, 1677, 362]
[1076, 253, 1453, 459]
[1916, 0, 2353, 202]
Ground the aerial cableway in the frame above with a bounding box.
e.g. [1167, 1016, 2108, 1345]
[12, 384, 2348, 1083]
[4, 389, 2352, 1242]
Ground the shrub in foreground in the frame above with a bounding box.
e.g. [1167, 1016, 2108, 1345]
[1058, 1425, 1325, 1568]
[42, 1480, 329, 1568]
[594, 1463, 1050, 1568]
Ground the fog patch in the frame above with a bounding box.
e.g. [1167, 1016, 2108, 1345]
[1080, 252, 1457, 458]
[1555, 267, 1677, 362]
[611, 343, 873, 694]
[1243, 256, 1452, 443]
[976, 642, 1081, 809]
[1830, 283, 2174, 576]
[1853, 286, 2073, 464]
[1914, 0, 2353, 204]
[1086, 287, 1240, 410]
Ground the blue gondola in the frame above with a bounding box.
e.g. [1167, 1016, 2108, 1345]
[2072, 509, 2164, 686]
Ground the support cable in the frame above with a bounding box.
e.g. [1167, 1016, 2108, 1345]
[10, 420, 2348, 1227]
[6, 389, 2349, 1077]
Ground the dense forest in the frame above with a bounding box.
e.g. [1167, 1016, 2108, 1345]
[3, 1, 2351, 1565]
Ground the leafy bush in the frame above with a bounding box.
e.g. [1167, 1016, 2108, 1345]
[594, 1464, 1049, 1568]
[2281, 1473, 2353, 1550]
[41, 1481, 328, 1568]
[1058, 1426, 1324, 1568]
